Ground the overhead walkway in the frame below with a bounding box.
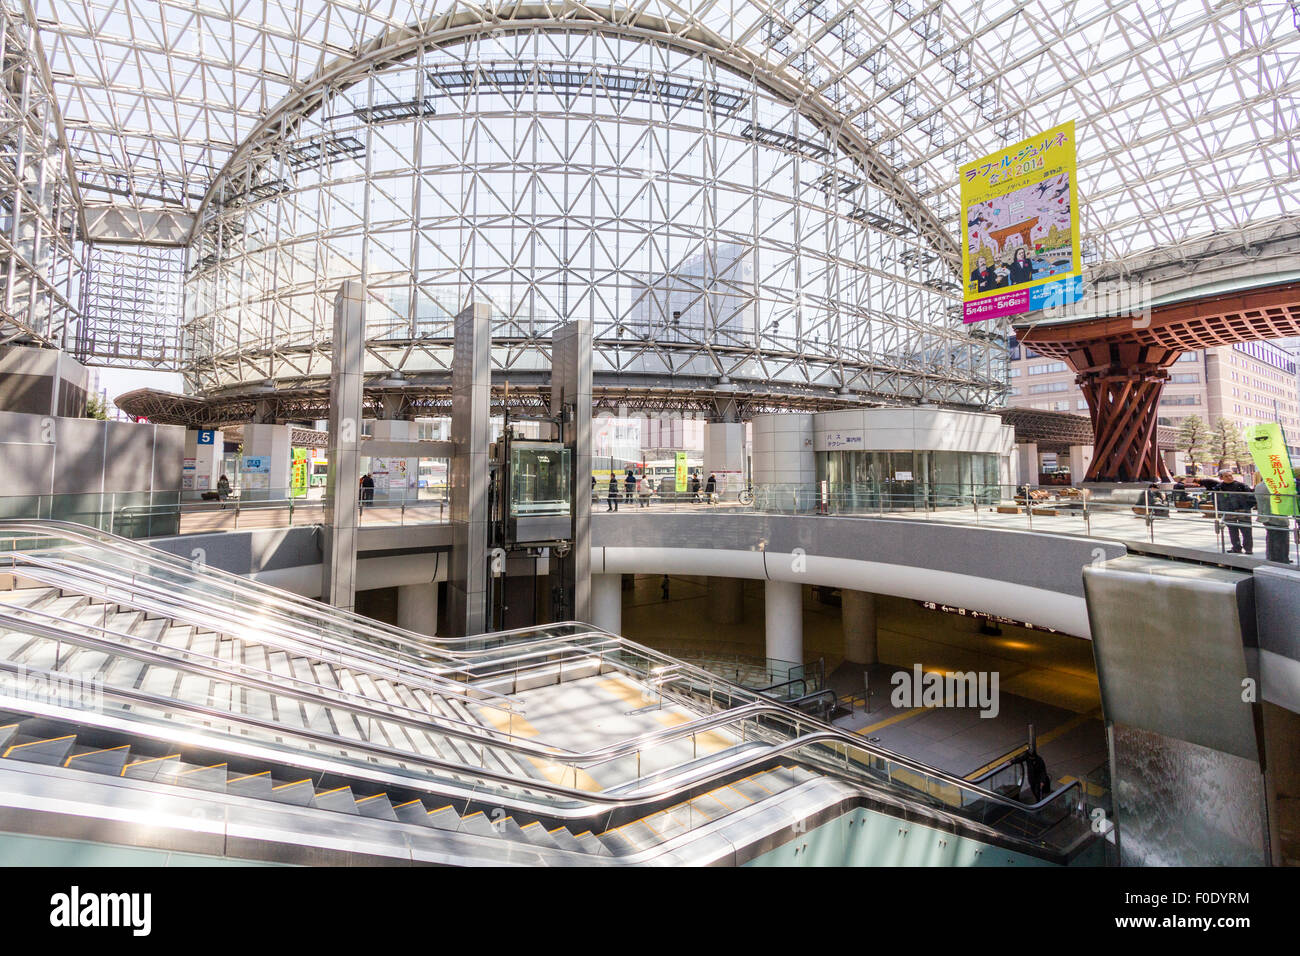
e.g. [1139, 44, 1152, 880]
[0, 521, 1098, 866]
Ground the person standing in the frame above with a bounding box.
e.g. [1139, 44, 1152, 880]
[216, 474, 231, 502]
[606, 473, 620, 512]
[638, 474, 652, 508]
[690, 471, 701, 502]
[705, 472, 717, 504]
[1216, 470, 1255, 554]
[624, 468, 636, 506]
[1255, 478, 1292, 564]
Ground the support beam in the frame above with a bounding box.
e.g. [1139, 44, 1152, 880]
[550, 319, 593, 623]
[842, 590, 877, 665]
[321, 281, 366, 612]
[447, 302, 492, 636]
[591, 572, 622, 634]
[397, 581, 438, 637]
[765, 579, 803, 674]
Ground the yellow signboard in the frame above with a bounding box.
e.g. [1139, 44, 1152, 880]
[675, 452, 688, 493]
[959, 121, 1082, 323]
[1245, 423, 1297, 516]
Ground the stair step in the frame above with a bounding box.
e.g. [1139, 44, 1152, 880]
[0, 723, 19, 750]
[121, 753, 183, 781]
[596, 826, 642, 856]
[572, 831, 604, 855]
[227, 771, 273, 797]
[546, 827, 586, 853]
[267, 778, 316, 806]
[355, 793, 397, 821]
[393, 799, 431, 825]
[64, 744, 131, 776]
[456, 811, 497, 837]
[3, 734, 76, 766]
[0, 588, 54, 607]
[516, 821, 558, 850]
[164, 762, 228, 793]
[425, 805, 463, 831]
[312, 785, 359, 814]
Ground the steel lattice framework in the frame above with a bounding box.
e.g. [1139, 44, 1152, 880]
[0, 0, 1294, 411]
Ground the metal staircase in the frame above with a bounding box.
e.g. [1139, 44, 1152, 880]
[0, 520, 1098, 866]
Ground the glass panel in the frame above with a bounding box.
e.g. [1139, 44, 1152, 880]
[509, 441, 571, 516]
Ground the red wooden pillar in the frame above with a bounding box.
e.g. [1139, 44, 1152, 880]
[1067, 343, 1177, 482]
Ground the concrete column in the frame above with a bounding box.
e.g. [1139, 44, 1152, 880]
[765, 579, 803, 670]
[397, 581, 438, 637]
[841, 589, 877, 665]
[1014, 442, 1037, 487]
[591, 573, 622, 634]
[1068, 444, 1094, 487]
[703, 421, 746, 498]
[368, 418, 417, 502]
[321, 281, 366, 612]
[447, 301, 493, 636]
[708, 576, 744, 625]
[550, 320, 592, 623]
[183, 428, 223, 493]
[242, 423, 291, 499]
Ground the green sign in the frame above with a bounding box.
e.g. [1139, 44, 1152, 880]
[290, 447, 310, 498]
[675, 452, 688, 493]
[1245, 423, 1297, 516]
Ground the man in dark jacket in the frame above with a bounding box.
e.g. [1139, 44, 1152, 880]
[1255, 478, 1292, 564]
[1215, 470, 1255, 554]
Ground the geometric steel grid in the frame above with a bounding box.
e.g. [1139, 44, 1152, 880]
[5, 0, 1296, 410]
[183, 25, 1000, 410]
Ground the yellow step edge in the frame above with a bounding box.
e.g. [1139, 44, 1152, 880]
[316, 785, 351, 797]
[354, 793, 387, 804]
[64, 744, 130, 766]
[179, 762, 227, 776]
[120, 753, 181, 775]
[271, 778, 312, 791]
[392, 799, 423, 810]
[227, 771, 271, 784]
[4, 734, 75, 758]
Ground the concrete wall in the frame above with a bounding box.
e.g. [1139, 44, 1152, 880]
[812, 406, 1014, 455]
[0, 409, 184, 497]
[0, 346, 89, 418]
[751, 414, 814, 485]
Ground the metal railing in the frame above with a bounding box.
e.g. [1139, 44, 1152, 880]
[0, 521, 1088, 853]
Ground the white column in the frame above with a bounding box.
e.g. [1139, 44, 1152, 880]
[703, 421, 746, 498]
[842, 590, 877, 665]
[765, 579, 803, 669]
[1014, 442, 1037, 487]
[591, 573, 622, 634]
[1068, 444, 1094, 486]
[397, 582, 438, 637]
[242, 423, 291, 500]
[368, 419, 418, 502]
[183, 428, 223, 493]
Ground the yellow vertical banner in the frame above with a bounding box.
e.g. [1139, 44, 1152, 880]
[959, 121, 1082, 323]
[675, 452, 688, 493]
[1245, 423, 1297, 515]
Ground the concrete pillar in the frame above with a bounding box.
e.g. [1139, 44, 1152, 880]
[708, 576, 744, 625]
[550, 320, 593, 623]
[397, 582, 438, 637]
[183, 428, 223, 493]
[751, 413, 815, 487]
[368, 418, 417, 502]
[703, 421, 746, 498]
[765, 579, 803, 670]
[1014, 442, 1037, 487]
[591, 573, 622, 634]
[842, 589, 877, 665]
[242, 423, 291, 499]
[447, 301, 493, 636]
[321, 281, 366, 612]
[1068, 444, 1094, 487]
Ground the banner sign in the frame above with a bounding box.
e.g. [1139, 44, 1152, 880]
[196, 429, 216, 445]
[290, 447, 309, 498]
[1245, 423, 1298, 516]
[674, 452, 688, 493]
[960, 121, 1083, 323]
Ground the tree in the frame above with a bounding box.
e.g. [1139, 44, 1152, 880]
[1209, 417, 1248, 471]
[1176, 415, 1211, 472]
[85, 395, 109, 420]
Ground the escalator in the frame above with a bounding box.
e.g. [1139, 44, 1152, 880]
[0, 520, 1099, 866]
